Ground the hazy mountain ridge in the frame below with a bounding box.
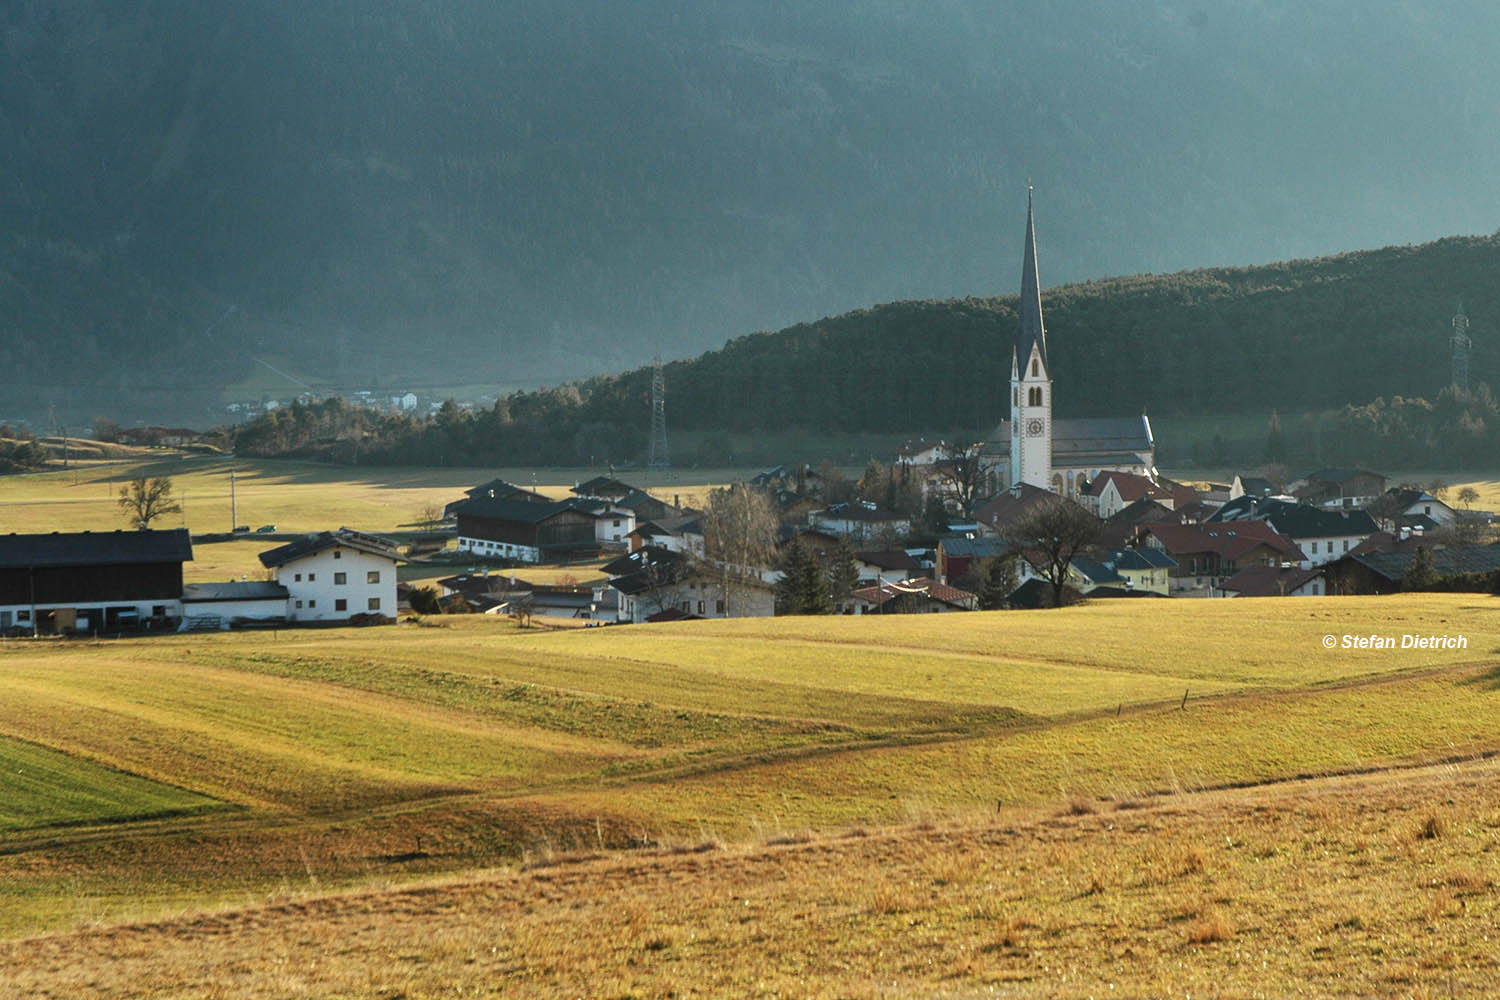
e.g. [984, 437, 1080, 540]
[3, 2, 1497, 424]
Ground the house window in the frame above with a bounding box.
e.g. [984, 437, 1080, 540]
[697, 601, 705, 614]
[334, 572, 347, 585]
[716, 599, 725, 614]
[17, 611, 29, 622]
[1343, 540, 1349, 552]
[294, 573, 302, 582]
[308, 573, 316, 582]
[681, 601, 690, 612]
[295, 600, 303, 609]
[152, 605, 165, 617]
[308, 600, 316, 609]
[335, 599, 347, 612]
[368, 597, 381, 611]
[613, 519, 621, 527]
[367, 571, 380, 584]
[1311, 542, 1318, 554]
[334, 550, 342, 559]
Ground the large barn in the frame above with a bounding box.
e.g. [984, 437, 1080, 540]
[0, 529, 193, 634]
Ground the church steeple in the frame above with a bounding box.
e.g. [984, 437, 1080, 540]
[1015, 185, 1047, 372]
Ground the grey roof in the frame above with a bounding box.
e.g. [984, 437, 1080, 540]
[601, 546, 691, 579]
[1015, 190, 1048, 371]
[258, 528, 399, 568]
[1209, 497, 1377, 538]
[451, 495, 607, 525]
[986, 416, 1154, 459]
[938, 536, 1012, 559]
[855, 549, 922, 571]
[182, 581, 289, 602]
[1351, 544, 1500, 582]
[0, 529, 192, 568]
[1111, 548, 1177, 570]
[1071, 556, 1124, 585]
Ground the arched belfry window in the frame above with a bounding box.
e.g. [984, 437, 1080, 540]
[1031, 358, 1039, 377]
[1028, 387, 1042, 407]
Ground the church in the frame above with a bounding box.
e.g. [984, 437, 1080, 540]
[981, 192, 1155, 498]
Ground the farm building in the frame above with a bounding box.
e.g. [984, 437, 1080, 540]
[0, 529, 193, 634]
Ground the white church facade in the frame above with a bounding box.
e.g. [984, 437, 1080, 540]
[980, 192, 1155, 498]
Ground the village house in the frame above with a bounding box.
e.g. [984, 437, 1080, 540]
[1365, 487, 1459, 533]
[809, 501, 911, 543]
[1140, 521, 1304, 597]
[1208, 497, 1377, 568]
[853, 549, 923, 586]
[450, 495, 634, 563]
[1296, 468, 1388, 509]
[1086, 470, 1181, 519]
[1217, 564, 1327, 597]
[629, 513, 706, 556]
[972, 482, 1060, 537]
[604, 547, 774, 623]
[848, 577, 977, 614]
[258, 528, 400, 623]
[1325, 543, 1500, 595]
[934, 535, 1012, 586]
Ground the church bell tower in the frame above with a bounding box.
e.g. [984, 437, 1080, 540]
[1010, 187, 1053, 490]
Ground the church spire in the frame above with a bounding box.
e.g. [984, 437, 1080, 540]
[1015, 185, 1048, 371]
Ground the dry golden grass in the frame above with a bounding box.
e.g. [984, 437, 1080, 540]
[4, 756, 1500, 997]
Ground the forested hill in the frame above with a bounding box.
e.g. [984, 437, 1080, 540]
[577, 234, 1500, 435]
[233, 232, 1500, 470]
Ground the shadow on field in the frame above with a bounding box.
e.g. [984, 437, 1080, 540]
[1461, 662, 1500, 690]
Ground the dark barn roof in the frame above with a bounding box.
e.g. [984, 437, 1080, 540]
[0, 529, 192, 568]
[259, 528, 399, 568]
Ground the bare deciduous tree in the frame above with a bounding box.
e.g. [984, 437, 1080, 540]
[702, 484, 777, 616]
[1000, 496, 1100, 608]
[932, 441, 986, 514]
[118, 475, 182, 529]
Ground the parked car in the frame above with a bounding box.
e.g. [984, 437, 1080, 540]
[255, 524, 277, 533]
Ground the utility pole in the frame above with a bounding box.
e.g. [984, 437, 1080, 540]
[648, 355, 670, 470]
[1451, 301, 1472, 391]
[230, 468, 237, 532]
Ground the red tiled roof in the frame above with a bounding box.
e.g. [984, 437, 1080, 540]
[852, 576, 975, 608]
[1144, 521, 1305, 561]
[1088, 470, 1158, 501]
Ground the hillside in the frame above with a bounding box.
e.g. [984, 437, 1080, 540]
[227, 233, 1500, 469]
[5, 2, 1500, 426]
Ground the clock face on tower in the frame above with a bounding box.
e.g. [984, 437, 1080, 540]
[1026, 418, 1045, 438]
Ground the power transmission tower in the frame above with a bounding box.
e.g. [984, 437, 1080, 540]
[647, 356, 670, 469]
[1451, 301, 1472, 391]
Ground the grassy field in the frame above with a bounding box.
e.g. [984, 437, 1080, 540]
[0, 595, 1495, 963]
[0, 457, 752, 582]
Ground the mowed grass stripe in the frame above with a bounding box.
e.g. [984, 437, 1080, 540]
[0, 735, 222, 834]
[0, 685, 449, 813]
[559, 664, 1500, 836]
[207, 648, 856, 749]
[0, 658, 638, 789]
[496, 631, 1242, 718]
